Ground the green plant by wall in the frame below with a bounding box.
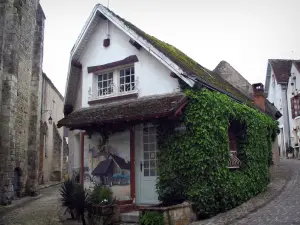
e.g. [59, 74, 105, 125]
[140, 211, 164, 225]
[156, 89, 278, 218]
[90, 185, 113, 205]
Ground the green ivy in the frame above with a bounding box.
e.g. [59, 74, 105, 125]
[139, 211, 164, 225]
[156, 89, 278, 218]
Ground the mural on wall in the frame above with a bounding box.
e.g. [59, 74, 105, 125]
[84, 132, 131, 201]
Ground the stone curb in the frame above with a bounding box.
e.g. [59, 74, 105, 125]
[190, 164, 292, 225]
[37, 181, 63, 191]
[225, 167, 292, 225]
[0, 181, 62, 216]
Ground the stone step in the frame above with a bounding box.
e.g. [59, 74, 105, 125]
[120, 211, 139, 223]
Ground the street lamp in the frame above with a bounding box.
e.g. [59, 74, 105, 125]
[42, 109, 53, 125]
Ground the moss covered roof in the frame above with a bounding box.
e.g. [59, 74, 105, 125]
[103, 6, 256, 106]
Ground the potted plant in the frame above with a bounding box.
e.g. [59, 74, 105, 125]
[89, 185, 120, 225]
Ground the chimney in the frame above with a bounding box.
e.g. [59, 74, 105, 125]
[252, 83, 265, 111]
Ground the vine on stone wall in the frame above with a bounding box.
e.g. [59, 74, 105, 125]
[156, 89, 278, 218]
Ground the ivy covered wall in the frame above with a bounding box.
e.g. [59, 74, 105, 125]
[157, 89, 278, 218]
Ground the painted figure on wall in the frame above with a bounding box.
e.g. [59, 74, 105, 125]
[84, 134, 131, 201]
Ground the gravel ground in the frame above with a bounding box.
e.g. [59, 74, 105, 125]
[0, 185, 63, 225]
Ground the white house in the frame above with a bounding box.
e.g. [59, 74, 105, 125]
[58, 4, 281, 207]
[265, 59, 293, 157]
[287, 61, 300, 157]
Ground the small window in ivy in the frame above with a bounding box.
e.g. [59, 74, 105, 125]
[228, 122, 241, 169]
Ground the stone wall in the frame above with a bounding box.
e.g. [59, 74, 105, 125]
[62, 137, 69, 180]
[0, 0, 44, 204]
[51, 123, 62, 181]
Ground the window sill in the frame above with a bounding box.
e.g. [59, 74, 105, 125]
[88, 92, 138, 105]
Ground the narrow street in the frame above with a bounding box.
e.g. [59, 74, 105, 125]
[0, 185, 62, 225]
[233, 159, 300, 225]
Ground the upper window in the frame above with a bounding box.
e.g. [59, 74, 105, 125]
[120, 67, 135, 93]
[291, 95, 300, 118]
[97, 72, 113, 96]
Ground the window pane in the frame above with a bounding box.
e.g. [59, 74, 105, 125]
[120, 77, 124, 84]
[150, 152, 155, 159]
[125, 84, 131, 91]
[150, 160, 155, 168]
[120, 85, 125, 92]
[98, 75, 102, 82]
[103, 73, 107, 80]
[125, 68, 130, 75]
[150, 169, 156, 176]
[103, 81, 107, 87]
[98, 82, 102, 88]
[144, 161, 149, 168]
[144, 169, 149, 176]
[144, 144, 149, 151]
[131, 67, 134, 74]
[125, 76, 130, 83]
[144, 152, 149, 160]
[120, 70, 124, 77]
[149, 135, 156, 143]
[143, 135, 149, 143]
[131, 75, 135, 82]
[149, 144, 156, 151]
[109, 72, 113, 79]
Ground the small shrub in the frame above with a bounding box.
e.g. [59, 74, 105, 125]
[90, 185, 113, 205]
[140, 211, 164, 225]
[60, 179, 77, 219]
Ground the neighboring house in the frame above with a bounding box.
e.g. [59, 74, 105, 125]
[265, 59, 293, 157]
[287, 61, 300, 157]
[214, 60, 282, 164]
[39, 73, 66, 184]
[58, 4, 281, 206]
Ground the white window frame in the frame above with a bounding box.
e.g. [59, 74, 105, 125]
[97, 71, 114, 97]
[91, 64, 138, 101]
[119, 66, 135, 93]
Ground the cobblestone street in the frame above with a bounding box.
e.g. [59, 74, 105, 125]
[233, 159, 300, 225]
[0, 185, 62, 225]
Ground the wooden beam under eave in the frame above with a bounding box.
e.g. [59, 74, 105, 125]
[130, 126, 136, 201]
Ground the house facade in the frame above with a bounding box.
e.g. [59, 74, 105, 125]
[265, 59, 293, 157]
[58, 4, 281, 206]
[287, 61, 300, 157]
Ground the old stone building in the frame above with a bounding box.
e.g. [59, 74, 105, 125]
[0, 0, 46, 204]
[39, 73, 66, 185]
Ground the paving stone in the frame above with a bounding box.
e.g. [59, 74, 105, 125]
[0, 185, 62, 225]
[232, 159, 300, 225]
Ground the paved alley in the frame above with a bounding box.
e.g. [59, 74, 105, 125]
[0, 185, 62, 225]
[233, 159, 300, 225]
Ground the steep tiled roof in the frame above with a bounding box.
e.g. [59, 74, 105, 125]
[294, 61, 300, 73]
[102, 6, 257, 107]
[269, 59, 293, 83]
[57, 93, 187, 129]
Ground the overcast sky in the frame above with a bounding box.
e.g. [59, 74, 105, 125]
[39, 0, 300, 95]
